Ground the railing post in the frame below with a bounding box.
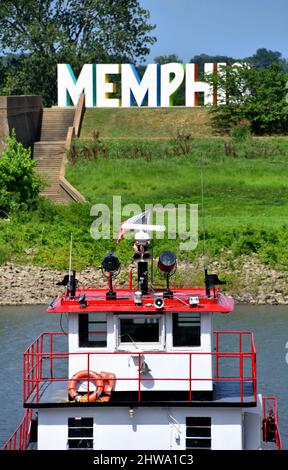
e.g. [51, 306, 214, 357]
[239, 334, 244, 402]
[253, 347, 257, 402]
[215, 332, 219, 379]
[252, 351, 256, 402]
[36, 340, 39, 403]
[23, 353, 26, 403]
[40, 335, 44, 378]
[189, 353, 192, 402]
[138, 353, 141, 402]
[87, 353, 90, 402]
[23, 414, 27, 449]
[31, 344, 34, 396]
[50, 334, 53, 378]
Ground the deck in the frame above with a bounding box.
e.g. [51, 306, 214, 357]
[24, 380, 256, 408]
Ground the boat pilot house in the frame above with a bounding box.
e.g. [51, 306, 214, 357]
[2, 231, 282, 451]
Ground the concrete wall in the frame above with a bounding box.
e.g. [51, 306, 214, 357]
[0, 95, 43, 152]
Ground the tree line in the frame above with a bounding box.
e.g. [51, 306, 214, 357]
[153, 49, 288, 135]
[0, 0, 156, 106]
[0, 2, 287, 134]
[154, 48, 288, 71]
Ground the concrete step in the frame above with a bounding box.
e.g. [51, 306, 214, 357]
[32, 139, 69, 203]
[33, 107, 83, 204]
[40, 108, 74, 141]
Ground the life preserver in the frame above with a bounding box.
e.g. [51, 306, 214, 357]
[99, 371, 116, 402]
[68, 370, 104, 402]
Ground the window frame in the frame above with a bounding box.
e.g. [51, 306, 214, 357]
[170, 312, 202, 350]
[67, 417, 94, 450]
[116, 314, 165, 351]
[185, 416, 211, 450]
[78, 312, 108, 349]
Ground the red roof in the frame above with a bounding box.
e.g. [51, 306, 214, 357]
[47, 286, 234, 314]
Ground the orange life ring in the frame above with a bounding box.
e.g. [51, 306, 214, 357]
[68, 370, 104, 402]
[99, 371, 116, 402]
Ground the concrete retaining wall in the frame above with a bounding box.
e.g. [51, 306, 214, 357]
[0, 95, 43, 152]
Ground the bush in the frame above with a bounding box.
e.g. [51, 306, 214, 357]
[208, 63, 288, 135]
[230, 123, 252, 142]
[0, 130, 43, 212]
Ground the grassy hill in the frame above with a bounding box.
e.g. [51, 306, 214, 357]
[80, 107, 214, 139]
[65, 135, 288, 271]
[1, 107, 288, 283]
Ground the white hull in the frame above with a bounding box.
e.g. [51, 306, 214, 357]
[37, 395, 262, 450]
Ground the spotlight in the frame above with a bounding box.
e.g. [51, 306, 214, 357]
[158, 251, 177, 297]
[101, 253, 121, 300]
[133, 251, 142, 261]
[102, 253, 121, 274]
[154, 294, 164, 310]
[158, 251, 177, 273]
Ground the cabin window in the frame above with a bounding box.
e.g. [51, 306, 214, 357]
[172, 313, 201, 347]
[67, 417, 93, 449]
[120, 317, 159, 343]
[118, 315, 162, 346]
[186, 417, 211, 450]
[78, 313, 107, 348]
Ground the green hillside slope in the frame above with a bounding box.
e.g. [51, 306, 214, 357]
[80, 107, 213, 139]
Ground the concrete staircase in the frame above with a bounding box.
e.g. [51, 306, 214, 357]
[33, 107, 84, 203]
[40, 108, 74, 141]
[33, 141, 72, 203]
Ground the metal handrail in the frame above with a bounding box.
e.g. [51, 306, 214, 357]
[2, 409, 33, 450]
[23, 331, 257, 405]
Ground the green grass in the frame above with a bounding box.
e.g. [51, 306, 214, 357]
[1, 137, 288, 272]
[63, 137, 288, 269]
[80, 108, 214, 139]
[66, 138, 288, 229]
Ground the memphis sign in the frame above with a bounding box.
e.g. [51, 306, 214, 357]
[57, 63, 227, 108]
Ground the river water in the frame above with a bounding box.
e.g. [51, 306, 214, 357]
[0, 304, 287, 449]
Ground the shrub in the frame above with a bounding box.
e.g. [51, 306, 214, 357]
[171, 127, 194, 155]
[0, 130, 43, 212]
[230, 123, 252, 142]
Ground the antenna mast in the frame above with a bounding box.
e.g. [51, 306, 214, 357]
[200, 157, 210, 296]
[69, 233, 73, 283]
[200, 156, 207, 269]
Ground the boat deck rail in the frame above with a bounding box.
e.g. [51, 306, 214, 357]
[23, 330, 257, 406]
[2, 409, 33, 450]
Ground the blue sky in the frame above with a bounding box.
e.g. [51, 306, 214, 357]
[141, 0, 288, 62]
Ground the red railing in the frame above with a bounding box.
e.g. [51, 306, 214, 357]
[23, 330, 257, 405]
[215, 330, 257, 402]
[2, 409, 33, 450]
[262, 396, 282, 450]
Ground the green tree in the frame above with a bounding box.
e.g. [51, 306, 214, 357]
[246, 48, 284, 68]
[0, 130, 43, 212]
[190, 53, 235, 70]
[154, 54, 182, 64]
[0, 0, 156, 105]
[206, 63, 288, 135]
